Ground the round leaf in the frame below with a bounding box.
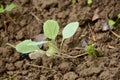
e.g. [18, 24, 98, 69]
[87, 0, 93, 4]
[16, 40, 40, 54]
[62, 22, 79, 40]
[43, 20, 59, 40]
[108, 19, 115, 26]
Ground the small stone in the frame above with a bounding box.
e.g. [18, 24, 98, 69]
[58, 62, 72, 73]
[63, 72, 78, 80]
[40, 75, 47, 80]
[77, 67, 102, 77]
[14, 61, 24, 69]
[29, 51, 46, 59]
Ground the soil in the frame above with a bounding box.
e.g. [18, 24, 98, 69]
[0, 0, 120, 80]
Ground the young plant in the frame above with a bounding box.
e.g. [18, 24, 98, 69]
[84, 44, 102, 59]
[87, 0, 93, 5]
[7, 20, 79, 57]
[72, 0, 77, 4]
[0, 3, 16, 13]
[106, 13, 120, 38]
[108, 13, 120, 29]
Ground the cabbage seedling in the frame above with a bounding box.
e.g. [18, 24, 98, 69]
[7, 20, 79, 57]
[29, 20, 79, 56]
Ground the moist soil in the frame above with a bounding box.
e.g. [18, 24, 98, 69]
[0, 0, 120, 80]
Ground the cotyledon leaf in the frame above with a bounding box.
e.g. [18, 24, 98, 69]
[43, 20, 59, 40]
[16, 40, 40, 54]
[62, 22, 79, 40]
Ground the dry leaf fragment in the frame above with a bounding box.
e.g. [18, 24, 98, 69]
[92, 8, 100, 21]
[35, 34, 47, 48]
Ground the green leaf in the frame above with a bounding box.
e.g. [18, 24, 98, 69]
[117, 13, 120, 18]
[16, 40, 40, 54]
[108, 19, 115, 26]
[43, 20, 59, 40]
[5, 4, 16, 11]
[84, 44, 95, 56]
[87, 0, 93, 4]
[0, 4, 5, 13]
[28, 41, 49, 46]
[72, 0, 76, 4]
[62, 22, 79, 40]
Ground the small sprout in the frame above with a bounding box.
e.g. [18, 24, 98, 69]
[102, 13, 120, 31]
[0, 3, 16, 13]
[32, 20, 79, 57]
[108, 19, 115, 26]
[117, 13, 120, 18]
[87, 0, 93, 5]
[72, 0, 77, 4]
[108, 13, 120, 30]
[84, 44, 102, 58]
[8, 20, 79, 58]
[0, 4, 5, 13]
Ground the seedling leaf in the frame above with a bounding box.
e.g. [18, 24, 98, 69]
[72, 0, 76, 4]
[28, 41, 49, 46]
[87, 0, 93, 4]
[0, 4, 4, 13]
[117, 13, 120, 18]
[5, 4, 16, 11]
[84, 44, 95, 56]
[84, 44, 97, 58]
[16, 40, 40, 54]
[62, 22, 79, 40]
[108, 19, 115, 26]
[43, 20, 59, 40]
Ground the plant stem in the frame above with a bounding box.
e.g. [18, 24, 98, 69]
[6, 43, 16, 48]
[111, 31, 120, 38]
[60, 39, 64, 51]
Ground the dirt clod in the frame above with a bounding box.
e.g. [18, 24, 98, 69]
[63, 72, 78, 80]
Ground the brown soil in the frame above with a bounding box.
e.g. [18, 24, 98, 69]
[0, 0, 120, 80]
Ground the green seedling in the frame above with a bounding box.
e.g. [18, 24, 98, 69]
[107, 13, 120, 38]
[7, 20, 79, 57]
[0, 3, 16, 13]
[84, 44, 102, 59]
[72, 0, 77, 4]
[108, 13, 120, 28]
[87, 0, 93, 5]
